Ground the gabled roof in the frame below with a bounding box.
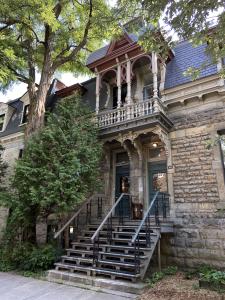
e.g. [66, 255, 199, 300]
[86, 33, 138, 66]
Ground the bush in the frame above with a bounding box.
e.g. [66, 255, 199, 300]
[146, 266, 178, 287]
[0, 243, 60, 273]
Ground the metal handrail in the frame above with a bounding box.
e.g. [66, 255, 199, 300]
[91, 193, 129, 242]
[54, 194, 99, 239]
[131, 191, 159, 244]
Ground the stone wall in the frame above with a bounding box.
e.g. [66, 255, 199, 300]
[0, 134, 24, 239]
[162, 101, 225, 269]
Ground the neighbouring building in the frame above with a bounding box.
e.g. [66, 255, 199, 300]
[1, 29, 225, 286]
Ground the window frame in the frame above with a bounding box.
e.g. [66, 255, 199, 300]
[218, 130, 225, 182]
[0, 113, 5, 132]
[21, 104, 30, 124]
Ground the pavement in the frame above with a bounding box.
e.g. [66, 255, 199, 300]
[0, 272, 136, 300]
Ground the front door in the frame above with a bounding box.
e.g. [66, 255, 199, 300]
[115, 165, 130, 216]
[149, 161, 167, 203]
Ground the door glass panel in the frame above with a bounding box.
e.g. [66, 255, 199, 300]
[120, 176, 129, 193]
[152, 172, 167, 192]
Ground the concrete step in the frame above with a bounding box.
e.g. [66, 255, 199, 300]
[66, 248, 148, 261]
[54, 262, 140, 281]
[71, 242, 152, 253]
[82, 230, 157, 238]
[76, 236, 151, 245]
[61, 255, 144, 269]
[47, 269, 146, 294]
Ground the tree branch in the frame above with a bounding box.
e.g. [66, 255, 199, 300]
[0, 18, 45, 45]
[7, 65, 29, 84]
[52, 0, 93, 71]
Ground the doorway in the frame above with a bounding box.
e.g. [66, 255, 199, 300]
[115, 164, 130, 216]
[148, 161, 167, 203]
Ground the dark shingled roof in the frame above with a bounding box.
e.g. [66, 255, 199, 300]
[0, 99, 25, 138]
[165, 41, 217, 89]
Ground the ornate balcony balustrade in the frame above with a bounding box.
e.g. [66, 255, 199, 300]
[97, 97, 166, 128]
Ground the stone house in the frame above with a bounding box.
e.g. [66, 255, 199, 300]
[1, 31, 225, 286]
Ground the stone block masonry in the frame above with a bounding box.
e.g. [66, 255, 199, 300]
[164, 102, 225, 269]
[172, 133, 219, 204]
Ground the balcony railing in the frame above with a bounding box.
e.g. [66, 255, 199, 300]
[97, 97, 165, 128]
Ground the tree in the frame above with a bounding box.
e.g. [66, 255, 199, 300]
[0, 0, 119, 136]
[2, 94, 102, 243]
[115, 1, 225, 77]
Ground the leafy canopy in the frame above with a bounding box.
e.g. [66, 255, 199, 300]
[0, 0, 119, 90]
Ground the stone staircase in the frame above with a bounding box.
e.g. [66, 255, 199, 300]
[49, 220, 160, 283]
[47, 192, 172, 294]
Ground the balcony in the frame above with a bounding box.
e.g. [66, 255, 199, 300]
[97, 97, 173, 137]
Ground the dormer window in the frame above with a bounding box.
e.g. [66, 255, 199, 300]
[22, 104, 29, 124]
[0, 114, 5, 131]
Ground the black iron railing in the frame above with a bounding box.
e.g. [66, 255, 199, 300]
[91, 193, 131, 266]
[131, 192, 170, 274]
[54, 194, 104, 248]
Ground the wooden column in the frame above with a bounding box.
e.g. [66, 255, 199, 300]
[152, 52, 158, 98]
[95, 70, 100, 113]
[117, 61, 122, 108]
[126, 55, 132, 105]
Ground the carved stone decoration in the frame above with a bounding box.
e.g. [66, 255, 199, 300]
[133, 138, 143, 161]
[151, 126, 170, 157]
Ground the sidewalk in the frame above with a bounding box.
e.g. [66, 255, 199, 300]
[0, 272, 136, 300]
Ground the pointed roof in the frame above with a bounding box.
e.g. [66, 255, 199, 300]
[86, 33, 138, 67]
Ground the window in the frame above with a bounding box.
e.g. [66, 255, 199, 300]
[143, 84, 154, 100]
[22, 104, 29, 124]
[18, 149, 23, 159]
[0, 114, 5, 131]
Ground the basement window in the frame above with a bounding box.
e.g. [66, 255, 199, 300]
[21, 104, 29, 124]
[0, 114, 5, 131]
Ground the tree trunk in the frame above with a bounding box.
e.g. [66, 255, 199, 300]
[25, 77, 52, 138]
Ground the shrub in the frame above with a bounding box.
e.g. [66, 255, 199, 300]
[0, 243, 60, 273]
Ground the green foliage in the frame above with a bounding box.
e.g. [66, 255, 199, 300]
[0, 242, 59, 273]
[1, 95, 102, 242]
[200, 267, 225, 285]
[146, 266, 178, 287]
[0, 144, 7, 190]
[0, 0, 120, 91]
[199, 266, 225, 293]
[163, 265, 178, 276]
